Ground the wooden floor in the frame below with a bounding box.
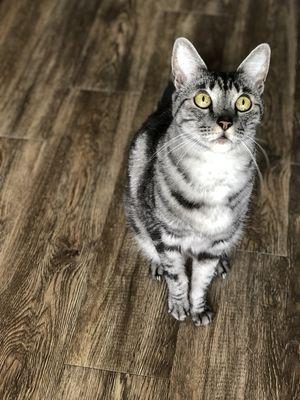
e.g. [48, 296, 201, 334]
[0, 0, 299, 399]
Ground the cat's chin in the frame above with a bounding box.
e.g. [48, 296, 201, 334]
[210, 139, 233, 153]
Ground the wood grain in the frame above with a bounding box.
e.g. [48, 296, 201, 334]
[222, 0, 297, 159]
[55, 365, 169, 400]
[142, 11, 233, 96]
[160, 0, 235, 16]
[240, 157, 291, 256]
[74, 0, 159, 92]
[0, 90, 138, 399]
[66, 171, 179, 377]
[0, 0, 102, 139]
[286, 165, 300, 400]
[169, 252, 295, 400]
[0, 0, 298, 399]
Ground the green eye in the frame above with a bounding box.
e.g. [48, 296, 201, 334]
[236, 95, 252, 112]
[194, 92, 212, 109]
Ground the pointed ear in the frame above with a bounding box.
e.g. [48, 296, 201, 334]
[172, 37, 207, 89]
[237, 43, 271, 93]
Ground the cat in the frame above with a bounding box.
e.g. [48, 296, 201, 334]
[124, 37, 270, 326]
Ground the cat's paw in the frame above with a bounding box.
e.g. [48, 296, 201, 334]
[216, 254, 230, 279]
[191, 306, 214, 326]
[168, 296, 190, 321]
[149, 262, 163, 281]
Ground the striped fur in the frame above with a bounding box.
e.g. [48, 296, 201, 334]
[124, 38, 270, 325]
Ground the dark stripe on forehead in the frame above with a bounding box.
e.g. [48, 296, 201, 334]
[196, 82, 206, 90]
[242, 86, 252, 93]
[209, 80, 215, 90]
[217, 76, 224, 90]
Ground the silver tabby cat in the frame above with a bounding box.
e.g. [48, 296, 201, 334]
[124, 38, 270, 326]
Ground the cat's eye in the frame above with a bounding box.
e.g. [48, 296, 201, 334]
[194, 92, 211, 109]
[235, 95, 252, 112]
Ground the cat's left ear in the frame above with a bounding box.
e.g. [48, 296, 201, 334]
[237, 43, 271, 94]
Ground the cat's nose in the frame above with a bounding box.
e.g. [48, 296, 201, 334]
[217, 116, 233, 131]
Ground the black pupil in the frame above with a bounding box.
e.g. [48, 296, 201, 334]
[242, 99, 245, 105]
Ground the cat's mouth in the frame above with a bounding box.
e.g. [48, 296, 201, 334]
[214, 132, 232, 144]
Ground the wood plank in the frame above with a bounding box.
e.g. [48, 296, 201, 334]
[160, 0, 234, 16]
[66, 172, 178, 377]
[54, 365, 169, 400]
[291, 5, 300, 163]
[0, 138, 44, 283]
[222, 0, 297, 159]
[240, 157, 290, 256]
[169, 252, 295, 400]
[0, 0, 102, 139]
[0, 90, 138, 399]
[286, 165, 300, 400]
[142, 11, 233, 96]
[74, 0, 159, 92]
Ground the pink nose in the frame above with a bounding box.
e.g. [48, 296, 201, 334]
[217, 117, 233, 131]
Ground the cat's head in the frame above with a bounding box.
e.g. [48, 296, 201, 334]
[171, 38, 271, 153]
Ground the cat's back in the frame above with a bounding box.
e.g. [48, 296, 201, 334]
[126, 83, 174, 198]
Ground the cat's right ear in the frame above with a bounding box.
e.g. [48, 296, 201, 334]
[172, 38, 207, 89]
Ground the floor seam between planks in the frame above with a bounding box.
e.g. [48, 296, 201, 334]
[157, 7, 229, 17]
[64, 363, 170, 380]
[237, 249, 290, 259]
[71, 86, 143, 95]
[0, 135, 45, 142]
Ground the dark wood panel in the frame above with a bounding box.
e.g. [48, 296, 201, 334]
[143, 11, 233, 96]
[286, 165, 300, 400]
[240, 157, 290, 256]
[0, 138, 43, 284]
[160, 0, 234, 15]
[292, 10, 300, 163]
[169, 252, 295, 400]
[0, 0, 102, 139]
[55, 365, 169, 400]
[74, 0, 159, 92]
[0, 90, 138, 399]
[222, 0, 297, 159]
[66, 171, 179, 377]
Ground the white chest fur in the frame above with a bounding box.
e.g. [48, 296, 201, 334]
[182, 150, 251, 204]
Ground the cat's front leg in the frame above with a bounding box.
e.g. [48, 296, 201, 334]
[160, 250, 189, 321]
[190, 253, 219, 326]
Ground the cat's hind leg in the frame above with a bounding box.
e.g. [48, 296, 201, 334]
[216, 253, 231, 279]
[149, 261, 163, 281]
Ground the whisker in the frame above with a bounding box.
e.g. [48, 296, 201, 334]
[245, 136, 270, 168]
[239, 140, 263, 187]
[150, 133, 187, 161]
